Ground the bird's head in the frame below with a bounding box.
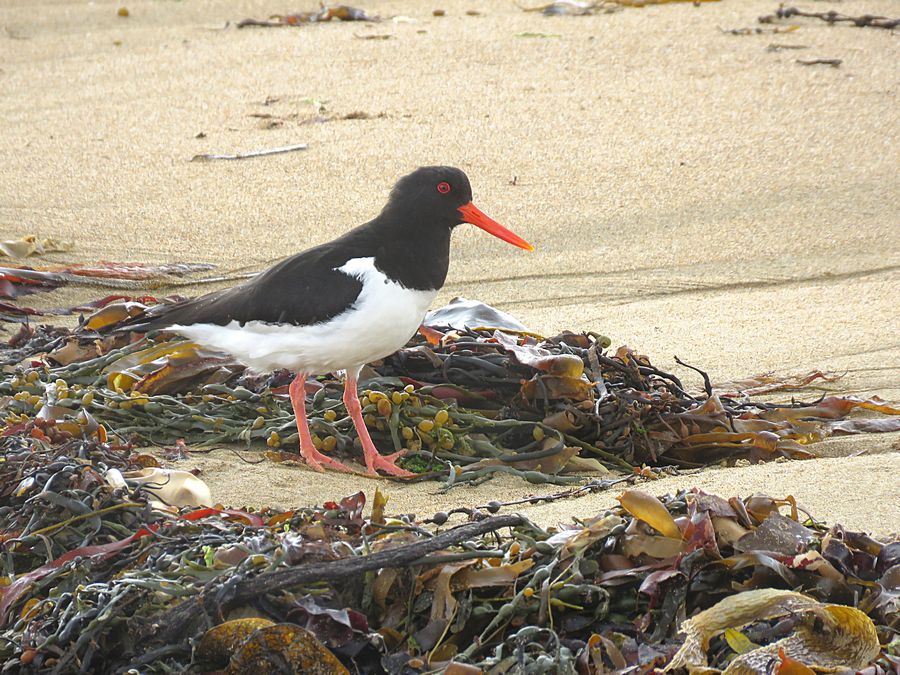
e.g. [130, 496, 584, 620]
[384, 166, 533, 251]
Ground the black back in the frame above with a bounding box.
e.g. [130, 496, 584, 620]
[127, 166, 474, 331]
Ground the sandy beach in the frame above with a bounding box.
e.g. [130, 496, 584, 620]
[1, 0, 898, 534]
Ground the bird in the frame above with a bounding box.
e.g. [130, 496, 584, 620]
[124, 166, 533, 477]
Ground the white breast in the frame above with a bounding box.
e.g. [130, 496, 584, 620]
[170, 257, 437, 374]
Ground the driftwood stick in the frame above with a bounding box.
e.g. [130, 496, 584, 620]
[144, 513, 525, 644]
[759, 7, 899, 30]
[796, 58, 842, 68]
[190, 143, 308, 162]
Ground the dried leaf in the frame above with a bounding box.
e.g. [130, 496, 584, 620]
[416, 324, 444, 346]
[430, 563, 470, 621]
[521, 374, 593, 401]
[452, 559, 534, 590]
[18, 598, 40, 622]
[561, 455, 611, 474]
[783, 551, 845, 584]
[82, 301, 149, 330]
[461, 442, 578, 475]
[776, 647, 817, 674]
[0, 235, 73, 258]
[735, 512, 816, 555]
[323, 492, 366, 521]
[852, 396, 900, 415]
[761, 396, 900, 422]
[133, 356, 236, 395]
[584, 633, 627, 670]
[495, 331, 584, 376]
[829, 417, 900, 434]
[682, 509, 719, 556]
[871, 565, 900, 629]
[443, 663, 482, 675]
[372, 567, 399, 610]
[622, 534, 684, 559]
[712, 371, 841, 397]
[214, 545, 250, 568]
[559, 514, 622, 558]
[616, 490, 683, 539]
[180, 506, 264, 527]
[711, 517, 750, 547]
[0, 266, 66, 296]
[542, 409, 582, 433]
[744, 494, 788, 523]
[724, 627, 758, 654]
[102, 340, 237, 394]
[47, 338, 105, 366]
[371, 487, 388, 525]
[288, 596, 369, 649]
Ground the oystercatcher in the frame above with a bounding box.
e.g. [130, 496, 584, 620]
[127, 166, 533, 476]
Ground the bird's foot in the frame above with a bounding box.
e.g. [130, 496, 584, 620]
[299, 445, 357, 474]
[364, 449, 415, 478]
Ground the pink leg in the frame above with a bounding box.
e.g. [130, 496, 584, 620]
[289, 373, 355, 474]
[343, 367, 415, 478]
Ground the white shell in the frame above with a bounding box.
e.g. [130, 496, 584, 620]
[123, 468, 213, 508]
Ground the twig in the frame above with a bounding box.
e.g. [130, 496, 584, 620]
[515, 1, 599, 13]
[796, 58, 842, 68]
[675, 356, 713, 398]
[766, 43, 808, 52]
[720, 25, 799, 35]
[190, 143, 308, 162]
[759, 7, 900, 30]
[474, 475, 637, 512]
[236, 18, 285, 28]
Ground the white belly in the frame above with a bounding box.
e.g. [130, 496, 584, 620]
[170, 257, 437, 374]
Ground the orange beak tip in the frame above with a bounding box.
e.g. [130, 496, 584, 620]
[458, 201, 533, 252]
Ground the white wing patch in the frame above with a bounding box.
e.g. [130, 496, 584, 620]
[170, 257, 436, 374]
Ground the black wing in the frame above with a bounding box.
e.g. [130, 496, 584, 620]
[124, 242, 365, 332]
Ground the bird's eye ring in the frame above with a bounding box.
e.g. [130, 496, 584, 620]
[437, 181, 451, 194]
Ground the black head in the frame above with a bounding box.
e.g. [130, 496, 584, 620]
[384, 166, 473, 224]
[382, 166, 533, 250]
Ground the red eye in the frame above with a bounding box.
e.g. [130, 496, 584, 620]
[437, 181, 451, 194]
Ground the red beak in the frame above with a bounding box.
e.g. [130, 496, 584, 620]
[458, 202, 534, 251]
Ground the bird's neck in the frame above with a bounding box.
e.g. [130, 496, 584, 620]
[362, 213, 452, 292]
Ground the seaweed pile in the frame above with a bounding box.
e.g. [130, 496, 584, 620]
[2, 299, 899, 672]
[2, 298, 899, 485]
[0, 424, 897, 673]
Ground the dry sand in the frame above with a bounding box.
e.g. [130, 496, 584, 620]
[1, 1, 898, 534]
